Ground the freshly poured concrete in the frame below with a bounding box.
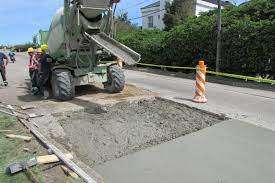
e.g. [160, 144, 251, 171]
[95, 119, 275, 183]
[55, 98, 221, 167]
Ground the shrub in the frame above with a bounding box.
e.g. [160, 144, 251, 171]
[117, 30, 166, 64]
[117, 0, 275, 78]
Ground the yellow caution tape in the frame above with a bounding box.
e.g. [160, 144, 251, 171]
[136, 63, 275, 85]
[137, 63, 196, 70]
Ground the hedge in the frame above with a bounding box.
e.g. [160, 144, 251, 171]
[117, 30, 166, 65]
[117, 0, 275, 78]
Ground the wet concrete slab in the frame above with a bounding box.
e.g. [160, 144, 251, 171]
[53, 98, 221, 167]
[94, 119, 275, 183]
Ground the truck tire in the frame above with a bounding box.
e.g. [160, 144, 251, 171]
[104, 65, 125, 93]
[51, 69, 75, 101]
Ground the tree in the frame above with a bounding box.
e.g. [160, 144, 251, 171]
[163, 0, 197, 30]
[117, 11, 131, 24]
[32, 35, 38, 46]
[115, 11, 138, 34]
[13, 43, 35, 52]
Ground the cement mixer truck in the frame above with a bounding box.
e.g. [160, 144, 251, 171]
[38, 0, 140, 101]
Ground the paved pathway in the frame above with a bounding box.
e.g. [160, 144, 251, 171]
[95, 119, 275, 183]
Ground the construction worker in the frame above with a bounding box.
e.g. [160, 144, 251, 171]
[30, 48, 42, 91]
[0, 51, 9, 86]
[8, 50, 16, 63]
[194, 48, 202, 64]
[27, 47, 36, 78]
[35, 48, 43, 61]
[37, 44, 53, 99]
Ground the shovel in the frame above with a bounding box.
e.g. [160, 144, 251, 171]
[6, 154, 73, 175]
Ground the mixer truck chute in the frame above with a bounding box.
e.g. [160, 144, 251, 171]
[39, 0, 140, 101]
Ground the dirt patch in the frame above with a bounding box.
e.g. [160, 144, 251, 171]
[75, 84, 156, 102]
[54, 98, 222, 167]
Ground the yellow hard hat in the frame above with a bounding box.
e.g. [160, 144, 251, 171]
[28, 47, 34, 53]
[40, 44, 48, 52]
[36, 48, 42, 53]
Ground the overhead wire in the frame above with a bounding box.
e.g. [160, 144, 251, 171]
[119, 0, 149, 11]
[115, 0, 166, 22]
[129, 9, 165, 21]
[116, 1, 148, 16]
[116, 0, 157, 11]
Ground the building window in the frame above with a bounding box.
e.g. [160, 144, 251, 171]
[158, 15, 160, 20]
[148, 16, 153, 28]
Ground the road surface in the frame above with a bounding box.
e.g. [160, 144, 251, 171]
[1, 53, 274, 130]
[125, 69, 275, 131]
[0, 52, 37, 105]
[1, 53, 275, 183]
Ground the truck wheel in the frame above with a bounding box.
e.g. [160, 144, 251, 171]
[104, 65, 125, 93]
[51, 69, 75, 101]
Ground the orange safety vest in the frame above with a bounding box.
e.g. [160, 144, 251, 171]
[28, 55, 38, 69]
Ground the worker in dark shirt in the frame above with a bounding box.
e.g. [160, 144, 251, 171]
[36, 45, 53, 99]
[0, 51, 9, 86]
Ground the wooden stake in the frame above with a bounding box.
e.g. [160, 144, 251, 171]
[0, 104, 42, 119]
[0, 104, 26, 115]
[5, 134, 32, 142]
[61, 165, 79, 179]
[20, 105, 35, 110]
[36, 154, 73, 165]
[0, 130, 13, 133]
[23, 148, 30, 152]
[0, 109, 19, 117]
[0, 109, 27, 119]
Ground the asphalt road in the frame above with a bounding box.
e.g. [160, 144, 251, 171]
[0, 52, 37, 105]
[125, 69, 275, 131]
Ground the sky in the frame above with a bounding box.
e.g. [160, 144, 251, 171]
[0, 0, 246, 45]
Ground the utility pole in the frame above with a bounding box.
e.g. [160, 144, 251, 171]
[216, 0, 222, 72]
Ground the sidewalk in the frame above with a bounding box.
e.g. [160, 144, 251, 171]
[95, 119, 275, 183]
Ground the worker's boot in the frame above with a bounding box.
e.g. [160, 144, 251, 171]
[43, 89, 50, 100]
[31, 87, 40, 95]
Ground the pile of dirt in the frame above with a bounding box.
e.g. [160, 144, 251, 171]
[54, 98, 222, 167]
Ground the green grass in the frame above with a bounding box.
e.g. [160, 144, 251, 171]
[0, 113, 44, 183]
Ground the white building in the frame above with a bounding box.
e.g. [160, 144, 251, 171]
[141, 0, 226, 29]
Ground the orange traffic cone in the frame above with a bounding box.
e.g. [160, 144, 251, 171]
[193, 61, 207, 103]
